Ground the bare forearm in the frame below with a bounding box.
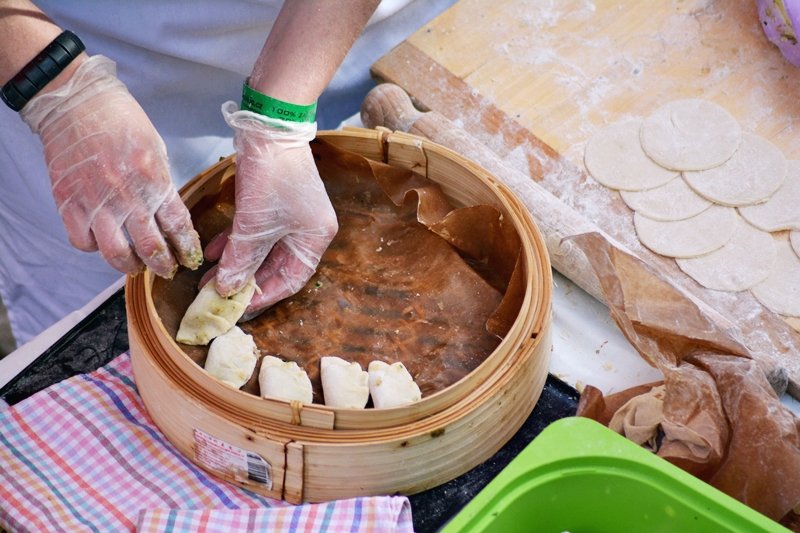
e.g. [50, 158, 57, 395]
[0, 0, 85, 92]
[248, 0, 380, 105]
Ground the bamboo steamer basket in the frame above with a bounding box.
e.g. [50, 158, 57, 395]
[127, 127, 553, 504]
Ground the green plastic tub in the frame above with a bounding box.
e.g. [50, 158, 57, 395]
[443, 417, 788, 532]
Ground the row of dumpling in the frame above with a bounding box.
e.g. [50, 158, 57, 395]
[204, 326, 422, 409]
[174, 278, 421, 408]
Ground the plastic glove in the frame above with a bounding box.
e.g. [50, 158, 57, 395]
[20, 55, 202, 277]
[203, 102, 338, 320]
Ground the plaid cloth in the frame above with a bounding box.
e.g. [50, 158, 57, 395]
[0, 353, 413, 532]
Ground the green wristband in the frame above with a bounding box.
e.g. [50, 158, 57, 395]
[241, 83, 317, 123]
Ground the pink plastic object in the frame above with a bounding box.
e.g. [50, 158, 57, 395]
[757, 0, 800, 66]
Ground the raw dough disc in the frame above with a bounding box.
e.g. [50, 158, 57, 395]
[620, 176, 712, 221]
[791, 231, 800, 260]
[738, 160, 800, 231]
[683, 134, 787, 207]
[750, 239, 800, 317]
[640, 99, 741, 171]
[584, 121, 678, 190]
[634, 205, 736, 258]
[676, 218, 775, 291]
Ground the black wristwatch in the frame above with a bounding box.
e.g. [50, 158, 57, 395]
[1, 30, 85, 112]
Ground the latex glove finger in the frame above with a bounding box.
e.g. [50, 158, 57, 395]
[51, 153, 104, 253]
[92, 210, 143, 274]
[215, 228, 281, 297]
[198, 263, 218, 289]
[199, 237, 318, 320]
[155, 188, 203, 270]
[203, 228, 232, 263]
[240, 240, 316, 321]
[124, 205, 179, 278]
[60, 202, 98, 252]
[196, 231, 228, 288]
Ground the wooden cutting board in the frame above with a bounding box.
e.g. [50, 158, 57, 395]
[371, 0, 800, 390]
[372, 0, 799, 165]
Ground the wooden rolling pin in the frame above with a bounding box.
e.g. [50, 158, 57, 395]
[360, 83, 792, 396]
[361, 83, 612, 304]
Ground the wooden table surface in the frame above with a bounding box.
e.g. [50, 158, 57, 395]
[373, 0, 799, 165]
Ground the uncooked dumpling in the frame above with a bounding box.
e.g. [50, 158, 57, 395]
[176, 278, 256, 346]
[204, 326, 259, 389]
[683, 134, 786, 207]
[320, 356, 369, 409]
[259, 356, 313, 404]
[750, 239, 800, 317]
[634, 205, 736, 258]
[738, 160, 800, 231]
[639, 99, 741, 171]
[676, 218, 775, 291]
[584, 121, 678, 190]
[620, 176, 712, 221]
[368, 361, 421, 409]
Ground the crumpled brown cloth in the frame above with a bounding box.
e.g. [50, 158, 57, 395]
[572, 232, 800, 523]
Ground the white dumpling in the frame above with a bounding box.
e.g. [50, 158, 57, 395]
[368, 361, 421, 409]
[176, 278, 256, 346]
[320, 356, 369, 409]
[204, 326, 258, 389]
[259, 356, 313, 404]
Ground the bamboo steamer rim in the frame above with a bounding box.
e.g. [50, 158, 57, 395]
[130, 278, 549, 444]
[127, 128, 552, 434]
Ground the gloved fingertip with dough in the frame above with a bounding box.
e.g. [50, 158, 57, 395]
[20, 54, 203, 278]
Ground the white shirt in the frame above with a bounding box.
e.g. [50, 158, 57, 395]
[0, 0, 455, 345]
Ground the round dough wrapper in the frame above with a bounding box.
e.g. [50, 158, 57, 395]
[750, 239, 800, 317]
[738, 160, 800, 231]
[683, 134, 787, 207]
[791, 231, 800, 260]
[584, 121, 678, 191]
[676, 218, 775, 291]
[634, 205, 736, 258]
[620, 176, 712, 221]
[640, 99, 741, 171]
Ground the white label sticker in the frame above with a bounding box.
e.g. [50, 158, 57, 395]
[193, 429, 272, 489]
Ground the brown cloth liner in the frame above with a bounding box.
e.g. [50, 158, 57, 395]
[152, 138, 524, 403]
[572, 232, 800, 523]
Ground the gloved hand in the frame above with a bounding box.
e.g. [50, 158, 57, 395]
[203, 102, 338, 320]
[20, 55, 202, 277]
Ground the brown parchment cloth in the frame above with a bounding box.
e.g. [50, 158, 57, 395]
[572, 232, 800, 522]
[152, 138, 525, 402]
